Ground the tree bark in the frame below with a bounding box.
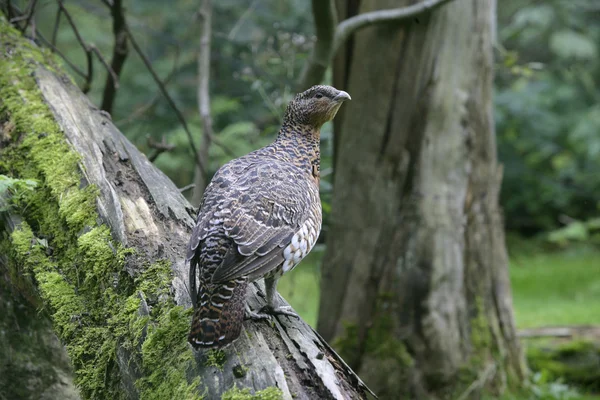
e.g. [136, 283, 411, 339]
[318, 0, 526, 398]
[0, 20, 370, 400]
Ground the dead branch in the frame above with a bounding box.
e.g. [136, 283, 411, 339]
[518, 326, 600, 339]
[51, 6, 61, 45]
[17, 0, 37, 33]
[116, 50, 180, 126]
[298, 0, 337, 90]
[147, 135, 176, 162]
[191, 0, 213, 205]
[101, 0, 127, 112]
[300, 0, 456, 88]
[35, 30, 87, 78]
[122, 20, 207, 178]
[56, 0, 94, 92]
[334, 0, 455, 52]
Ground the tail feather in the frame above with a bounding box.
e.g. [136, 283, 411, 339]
[188, 279, 247, 348]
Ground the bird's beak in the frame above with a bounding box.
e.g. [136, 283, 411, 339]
[333, 90, 351, 102]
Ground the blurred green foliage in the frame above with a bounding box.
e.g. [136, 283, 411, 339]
[496, 0, 600, 235]
[27, 0, 316, 187]
[9, 0, 599, 239]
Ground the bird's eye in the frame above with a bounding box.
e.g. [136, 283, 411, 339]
[315, 93, 324, 99]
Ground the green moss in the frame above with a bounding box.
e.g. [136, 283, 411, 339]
[10, 223, 86, 340]
[526, 339, 600, 390]
[470, 297, 492, 352]
[232, 364, 249, 378]
[206, 349, 228, 371]
[1, 18, 202, 399]
[221, 386, 283, 400]
[331, 322, 361, 366]
[138, 305, 201, 400]
[333, 292, 414, 370]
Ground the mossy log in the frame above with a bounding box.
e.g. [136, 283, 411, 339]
[0, 20, 371, 400]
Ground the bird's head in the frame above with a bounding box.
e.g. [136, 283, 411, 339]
[283, 85, 351, 129]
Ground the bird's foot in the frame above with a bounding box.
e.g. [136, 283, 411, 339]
[259, 305, 299, 319]
[244, 305, 300, 321]
[244, 308, 272, 321]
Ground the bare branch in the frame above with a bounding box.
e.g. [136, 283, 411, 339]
[116, 50, 180, 126]
[227, 0, 257, 40]
[5, 0, 14, 21]
[178, 183, 196, 193]
[18, 0, 37, 33]
[192, 0, 214, 205]
[101, 0, 127, 113]
[35, 31, 87, 78]
[333, 0, 455, 52]
[89, 45, 119, 90]
[51, 7, 61, 46]
[123, 22, 207, 177]
[56, 0, 93, 92]
[300, 0, 455, 88]
[298, 0, 337, 90]
[147, 135, 176, 162]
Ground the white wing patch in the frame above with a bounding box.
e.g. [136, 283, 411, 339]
[282, 218, 321, 273]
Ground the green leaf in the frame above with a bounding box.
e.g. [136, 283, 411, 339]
[550, 30, 598, 60]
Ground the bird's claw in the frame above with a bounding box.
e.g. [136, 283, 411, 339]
[259, 305, 299, 319]
[244, 309, 272, 321]
[244, 305, 299, 321]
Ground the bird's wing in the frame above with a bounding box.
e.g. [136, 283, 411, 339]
[190, 159, 319, 283]
[186, 157, 256, 261]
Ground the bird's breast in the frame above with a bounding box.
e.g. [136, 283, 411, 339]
[280, 212, 322, 275]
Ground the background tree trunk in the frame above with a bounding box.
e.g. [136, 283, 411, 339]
[318, 0, 526, 398]
[0, 20, 370, 400]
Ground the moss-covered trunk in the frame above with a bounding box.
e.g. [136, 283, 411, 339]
[318, 0, 526, 398]
[0, 18, 370, 400]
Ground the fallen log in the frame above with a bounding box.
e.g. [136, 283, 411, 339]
[0, 19, 371, 400]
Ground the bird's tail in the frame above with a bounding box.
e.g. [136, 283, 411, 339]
[188, 277, 247, 348]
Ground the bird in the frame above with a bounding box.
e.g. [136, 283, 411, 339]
[186, 85, 351, 348]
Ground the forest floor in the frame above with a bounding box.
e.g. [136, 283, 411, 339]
[278, 243, 600, 400]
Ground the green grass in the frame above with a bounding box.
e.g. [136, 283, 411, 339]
[280, 244, 600, 330]
[510, 247, 600, 328]
[278, 243, 600, 399]
[281, 244, 600, 331]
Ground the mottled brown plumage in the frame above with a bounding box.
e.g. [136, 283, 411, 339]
[187, 85, 350, 348]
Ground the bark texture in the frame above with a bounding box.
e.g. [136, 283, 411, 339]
[0, 20, 369, 400]
[318, 0, 526, 398]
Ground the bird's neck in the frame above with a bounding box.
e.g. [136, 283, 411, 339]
[273, 122, 321, 181]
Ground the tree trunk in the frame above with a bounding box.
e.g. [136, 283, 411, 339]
[318, 0, 526, 398]
[0, 20, 370, 400]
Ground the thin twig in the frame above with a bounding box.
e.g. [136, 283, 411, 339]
[18, 0, 37, 33]
[56, 0, 93, 91]
[51, 7, 61, 46]
[116, 48, 180, 125]
[35, 31, 87, 78]
[147, 135, 176, 162]
[456, 363, 496, 400]
[227, 0, 257, 40]
[178, 183, 196, 193]
[123, 23, 207, 176]
[333, 0, 455, 53]
[89, 45, 119, 89]
[299, 0, 456, 87]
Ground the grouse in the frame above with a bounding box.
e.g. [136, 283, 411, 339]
[187, 85, 350, 348]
